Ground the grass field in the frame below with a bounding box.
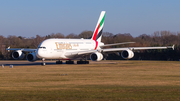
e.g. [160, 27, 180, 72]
[0, 60, 180, 101]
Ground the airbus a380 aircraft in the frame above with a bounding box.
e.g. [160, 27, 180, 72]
[7, 11, 174, 65]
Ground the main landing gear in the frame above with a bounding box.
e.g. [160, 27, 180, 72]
[77, 60, 89, 64]
[66, 61, 74, 64]
[55, 60, 89, 64]
[56, 60, 74, 64]
[41, 59, 90, 66]
[76, 56, 89, 64]
[56, 60, 63, 64]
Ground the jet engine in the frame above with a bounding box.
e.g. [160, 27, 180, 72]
[90, 52, 103, 61]
[12, 50, 25, 60]
[121, 49, 134, 59]
[26, 52, 37, 62]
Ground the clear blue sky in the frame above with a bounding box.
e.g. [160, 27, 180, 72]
[0, 0, 180, 37]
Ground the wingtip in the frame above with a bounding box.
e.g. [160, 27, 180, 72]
[167, 44, 175, 50]
[6, 46, 11, 52]
[172, 44, 175, 50]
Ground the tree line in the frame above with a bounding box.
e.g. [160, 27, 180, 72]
[0, 30, 179, 60]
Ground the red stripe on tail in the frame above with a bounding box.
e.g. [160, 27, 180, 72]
[92, 23, 100, 40]
[94, 40, 98, 50]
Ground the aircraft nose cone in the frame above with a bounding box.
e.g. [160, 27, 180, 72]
[36, 49, 44, 58]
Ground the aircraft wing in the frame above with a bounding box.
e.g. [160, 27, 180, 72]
[100, 42, 135, 47]
[65, 45, 174, 58]
[6, 48, 37, 52]
[102, 45, 174, 52]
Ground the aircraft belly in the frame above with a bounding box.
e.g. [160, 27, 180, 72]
[52, 51, 65, 59]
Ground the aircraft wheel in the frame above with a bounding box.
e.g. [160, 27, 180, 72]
[41, 62, 46, 66]
[77, 61, 89, 64]
[66, 61, 74, 64]
[56, 61, 62, 64]
[85, 61, 89, 64]
[77, 61, 81, 64]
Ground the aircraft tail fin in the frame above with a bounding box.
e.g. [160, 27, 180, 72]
[91, 11, 106, 42]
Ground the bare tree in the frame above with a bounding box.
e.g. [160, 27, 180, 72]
[78, 31, 93, 39]
[66, 33, 78, 38]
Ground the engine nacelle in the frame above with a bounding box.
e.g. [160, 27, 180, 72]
[90, 52, 103, 61]
[12, 50, 25, 60]
[26, 52, 37, 62]
[121, 49, 134, 59]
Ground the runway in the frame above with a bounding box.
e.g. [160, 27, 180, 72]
[0, 60, 117, 66]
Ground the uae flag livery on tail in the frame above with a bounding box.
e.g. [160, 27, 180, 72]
[91, 11, 106, 43]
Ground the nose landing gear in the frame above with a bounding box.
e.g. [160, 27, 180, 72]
[41, 58, 46, 66]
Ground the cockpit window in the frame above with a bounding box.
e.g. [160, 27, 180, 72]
[38, 47, 46, 49]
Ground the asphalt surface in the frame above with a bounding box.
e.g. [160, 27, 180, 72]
[0, 60, 117, 66]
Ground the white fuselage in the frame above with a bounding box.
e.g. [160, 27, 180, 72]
[36, 38, 104, 59]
